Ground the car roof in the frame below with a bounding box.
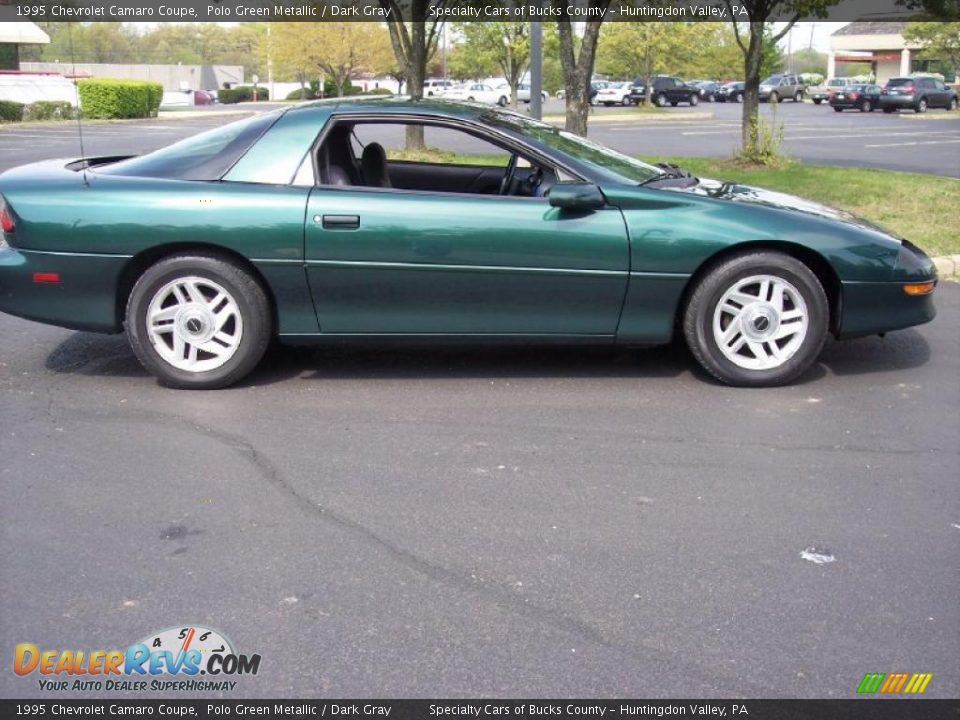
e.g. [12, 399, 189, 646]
[289, 95, 493, 122]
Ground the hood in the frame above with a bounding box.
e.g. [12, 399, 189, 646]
[665, 177, 903, 239]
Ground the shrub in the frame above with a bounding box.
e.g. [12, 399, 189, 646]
[77, 79, 163, 119]
[218, 86, 270, 104]
[286, 88, 316, 101]
[366, 87, 393, 96]
[0, 100, 24, 122]
[23, 101, 76, 121]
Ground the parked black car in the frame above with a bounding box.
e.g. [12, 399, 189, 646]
[879, 76, 959, 113]
[690, 80, 721, 102]
[716, 81, 745, 103]
[628, 76, 700, 107]
[829, 83, 881, 112]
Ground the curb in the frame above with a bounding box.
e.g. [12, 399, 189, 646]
[897, 112, 960, 121]
[933, 255, 960, 279]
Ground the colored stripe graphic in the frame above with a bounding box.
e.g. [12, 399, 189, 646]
[858, 672, 932, 694]
[857, 673, 885, 694]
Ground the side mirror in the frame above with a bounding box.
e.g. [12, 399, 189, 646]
[547, 183, 605, 211]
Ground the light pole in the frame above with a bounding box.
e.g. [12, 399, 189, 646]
[530, 21, 542, 120]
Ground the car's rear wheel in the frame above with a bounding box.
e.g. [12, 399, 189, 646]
[883, 106, 895, 113]
[834, 106, 843, 112]
[125, 254, 272, 389]
[735, 92, 743, 103]
[813, 98, 822, 105]
[915, 97, 928, 113]
[949, 97, 958, 111]
[794, 90, 803, 102]
[621, 97, 631, 106]
[689, 93, 699, 106]
[497, 96, 508, 107]
[656, 93, 668, 107]
[861, 100, 872, 112]
[683, 252, 828, 387]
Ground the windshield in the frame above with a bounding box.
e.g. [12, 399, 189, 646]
[827, 79, 847, 87]
[97, 110, 283, 180]
[886, 78, 912, 87]
[761, 76, 783, 85]
[483, 110, 661, 184]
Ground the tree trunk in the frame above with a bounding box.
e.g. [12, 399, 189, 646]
[741, 22, 764, 153]
[556, 15, 608, 137]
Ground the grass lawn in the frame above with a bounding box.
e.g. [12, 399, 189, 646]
[649, 157, 960, 258]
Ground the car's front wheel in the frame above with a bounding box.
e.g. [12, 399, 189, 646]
[915, 97, 928, 113]
[656, 93, 668, 107]
[949, 97, 958, 111]
[125, 254, 272, 389]
[683, 252, 828, 387]
[689, 93, 699, 106]
[861, 100, 872, 112]
[813, 98, 822, 105]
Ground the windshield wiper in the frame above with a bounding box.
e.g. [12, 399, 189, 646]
[639, 162, 696, 186]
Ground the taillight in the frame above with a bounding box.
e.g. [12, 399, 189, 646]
[904, 84, 915, 93]
[848, 92, 859, 99]
[0, 200, 14, 234]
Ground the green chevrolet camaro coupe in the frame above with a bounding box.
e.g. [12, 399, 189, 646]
[0, 98, 938, 389]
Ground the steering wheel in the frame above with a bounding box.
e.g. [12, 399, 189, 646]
[499, 153, 518, 196]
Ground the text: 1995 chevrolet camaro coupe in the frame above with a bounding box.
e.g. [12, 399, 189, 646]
[0, 98, 937, 389]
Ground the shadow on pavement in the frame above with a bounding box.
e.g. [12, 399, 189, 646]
[43, 327, 931, 388]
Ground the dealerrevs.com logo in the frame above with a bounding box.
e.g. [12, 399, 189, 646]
[14, 625, 261, 692]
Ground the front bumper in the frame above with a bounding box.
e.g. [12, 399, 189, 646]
[0, 247, 128, 333]
[839, 280, 936, 338]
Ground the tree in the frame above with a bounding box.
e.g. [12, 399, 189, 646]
[904, 22, 960, 71]
[554, 6, 611, 136]
[266, 23, 391, 97]
[785, 47, 828, 76]
[723, 0, 840, 155]
[377, 1, 448, 148]
[456, 22, 531, 108]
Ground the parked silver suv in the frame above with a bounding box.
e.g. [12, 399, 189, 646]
[758, 73, 806, 103]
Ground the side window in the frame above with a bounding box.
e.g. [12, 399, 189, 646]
[349, 123, 511, 169]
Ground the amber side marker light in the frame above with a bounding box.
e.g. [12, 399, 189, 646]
[903, 281, 936, 296]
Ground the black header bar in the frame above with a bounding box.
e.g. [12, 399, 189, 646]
[0, 0, 946, 24]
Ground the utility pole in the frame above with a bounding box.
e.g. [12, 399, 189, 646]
[530, 21, 542, 120]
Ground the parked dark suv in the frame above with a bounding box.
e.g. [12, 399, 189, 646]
[628, 76, 699, 107]
[879, 76, 958, 113]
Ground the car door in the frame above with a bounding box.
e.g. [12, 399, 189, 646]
[303, 120, 630, 336]
[932, 79, 949, 107]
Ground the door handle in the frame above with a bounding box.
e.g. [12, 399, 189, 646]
[316, 214, 360, 230]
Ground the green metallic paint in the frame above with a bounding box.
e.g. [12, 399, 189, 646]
[304, 188, 629, 335]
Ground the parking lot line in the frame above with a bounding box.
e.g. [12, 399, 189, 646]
[865, 138, 960, 147]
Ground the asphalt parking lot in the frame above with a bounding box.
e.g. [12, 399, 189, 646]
[1, 104, 958, 700]
[1, 99, 958, 177]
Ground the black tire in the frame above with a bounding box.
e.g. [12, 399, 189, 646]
[683, 252, 828, 387]
[621, 97, 631, 106]
[794, 90, 803, 102]
[949, 97, 958, 111]
[670, 101, 679, 107]
[735, 92, 743, 103]
[861, 100, 872, 113]
[813, 98, 823, 105]
[656, 93, 668, 108]
[125, 254, 272, 390]
[689, 93, 699, 106]
[497, 96, 508, 107]
[467, 96, 475, 102]
[915, 97, 927, 113]
[833, 106, 843, 112]
[883, 106, 895, 113]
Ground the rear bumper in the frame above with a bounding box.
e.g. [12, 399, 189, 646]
[878, 95, 916, 109]
[0, 247, 128, 333]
